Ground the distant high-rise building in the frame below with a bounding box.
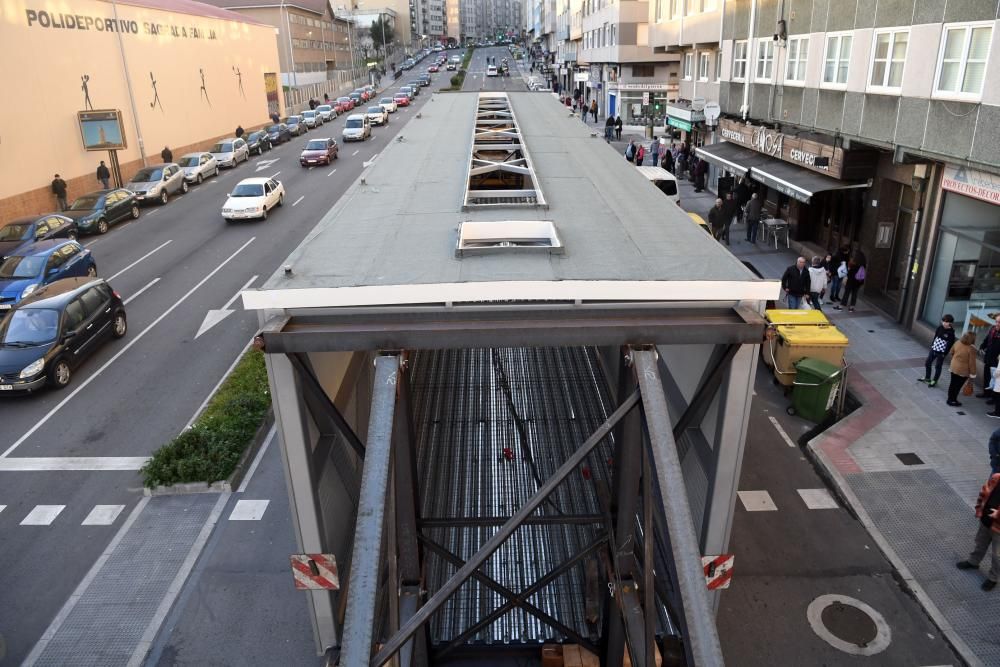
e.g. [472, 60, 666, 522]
[460, 0, 521, 42]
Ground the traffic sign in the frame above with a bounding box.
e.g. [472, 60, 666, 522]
[702, 554, 734, 589]
[290, 554, 340, 590]
[642, 91, 650, 105]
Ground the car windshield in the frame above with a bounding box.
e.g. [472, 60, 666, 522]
[178, 156, 201, 167]
[0, 308, 59, 346]
[288, 117, 300, 124]
[303, 111, 315, 117]
[131, 168, 163, 182]
[0, 255, 44, 279]
[267, 125, 281, 133]
[368, 107, 382, 113]
[380, 98, 393, 104]
[318, 105, 332, 112]
[211, 143, 233, 153]
[69, 195, 102, 211]
[346, 119, 363, 128]
[305, 140, 328, 150]
[248, 132, 263, 141]
[0, 224, 29, 242]
[230, 183, 264, 197]
[338, 98, 350, 103]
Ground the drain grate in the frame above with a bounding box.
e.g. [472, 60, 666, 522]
[895, 452, 924, 465]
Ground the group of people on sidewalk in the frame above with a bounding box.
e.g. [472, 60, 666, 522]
[920, 313, 1000, 417]
[621, 137, 707, 187]
[778, 247, 868, 313]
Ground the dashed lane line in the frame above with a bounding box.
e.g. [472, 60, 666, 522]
[798, 488, 839, 510]
[82, 505, 127, 526]
[20, 505, 66, 525]
[352, 150, 360, 156]
[737, 490, 778, 512]
[292, 195, 305, 207]
[768, 415, 798, 448]
[229, 499, 270, 521]
[123, 277, 160, 305]
[107, 239, 172, 282]
[327, 168, 337, 176]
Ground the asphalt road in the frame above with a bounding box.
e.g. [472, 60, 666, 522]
[462, 46, 528, 92]
[0, 63, 451, 666]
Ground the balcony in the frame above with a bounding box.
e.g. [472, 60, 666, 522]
[650, 7, 721, 53]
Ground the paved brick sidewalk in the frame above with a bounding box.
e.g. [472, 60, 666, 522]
[671, 175, 999, 666]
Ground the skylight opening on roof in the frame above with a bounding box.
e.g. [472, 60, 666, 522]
[455, 220, 563, 257]
[463, 93, 547, 210]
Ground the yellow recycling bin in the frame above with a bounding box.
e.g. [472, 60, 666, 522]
[762, 309, 832, 368]
[770, 324, 849, 386]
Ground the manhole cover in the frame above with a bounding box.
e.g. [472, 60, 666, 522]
[821, 600, 878, 646]
[895, 452, 924, 466]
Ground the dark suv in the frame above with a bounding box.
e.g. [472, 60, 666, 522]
[0, 277, 126, 392]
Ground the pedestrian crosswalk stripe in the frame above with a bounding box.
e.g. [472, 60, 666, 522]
[798, 488, 839, 510]
[738, 490, 777, 512]
[229, 499, 270, 521]
[0, 505, 5, 515]
[82, 505, 126, 526]
[21, 505, 65, 525]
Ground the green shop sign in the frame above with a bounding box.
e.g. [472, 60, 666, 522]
[668, 117, 692, 132]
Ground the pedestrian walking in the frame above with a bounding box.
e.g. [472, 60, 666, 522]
[675, 153, 687, 180]
[807, 256, 828, 311]
[51, 174, 68, 211]
[694, 158, 707, 192]
[161, 146, 173, 163]
[235, 124, 245, 139]
[624, 139, 636, 163]
[96, 161, 111, 189]
[744, 192, 762, 244]
[835, 254, 866, 312]
[955, 472, 1000, 591]
[920, 314, 957, 387]
[708, 198, 727, 242]
[590, 100, 598, 123]
[604, 115, 614, 141]
[661, 145, 674, 173]
[270, 111, 280, 125]
[649, 137, 659, 167]
[947, 332, 978, 406]
[829, 245, 850, 302]
[980, 316, 1000, 404]
[615, 116, 623, 140]
[990, 427, 1000, 474]
[780, 257, 810, 310]
[735, 178, 750, 218]
[721, 192, 737, 246]
[635, 143, 645, 166]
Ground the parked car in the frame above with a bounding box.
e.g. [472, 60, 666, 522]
[177, 152, 220, 185]
[378, 97, 397, 113]
[487, 65, 498, 77]
[245, 130, 273, 156]
[0, 215, 77, 262]
[316, 104, 336, 121]
[335, 97, 354, 113]
[62, 189, 139, 235]
[286, 116, 307, 136]
[353, 89, 370, 103]
[221, 177, 285, 222]
[265, 124, 292, 146]
[299, 138, 338, 166]
[301, 109, 322, 128]
[209, 138, 250, 168]
[0, 240, 96, 310]
[0, 277, 126, 391]
[393, 92, 411, 107]
[405, 82, 421, 95]
[348, 92, 363, 107]
[366, 106, 389, 126]
[400, 86, 417, 100]
[126, 163, 187, 205]
[342, 114, 372, 142]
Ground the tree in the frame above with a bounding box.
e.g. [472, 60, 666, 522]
[370, 17, 395, 52]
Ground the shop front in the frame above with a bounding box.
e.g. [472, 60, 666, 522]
[921, 166, 1000, 338]
[609, 82, 678, 134]
[666, 101, 706, 147]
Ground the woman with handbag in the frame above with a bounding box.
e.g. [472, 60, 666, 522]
[948, 332, 979, 406]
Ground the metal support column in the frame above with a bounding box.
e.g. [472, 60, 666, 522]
[340, 354, 401, 666]
[288, 352, 367, 459]
[632, 349, 725, 667]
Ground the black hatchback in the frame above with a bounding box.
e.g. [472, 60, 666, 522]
[0, 214, 77, 262]
[0, 277, 126, 392]
[247, 130, 273, 155]
[62, 189, 140, 235]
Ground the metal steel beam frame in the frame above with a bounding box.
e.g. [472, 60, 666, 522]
[257, 306, 765, 354]
[339, 355, 400, 666]
[671, 344, 741, 440]
[418, 514, 603, 528]
[287, 352, 366, 460]
[632, 349, 725, 667]
[371, 390, 641, 666]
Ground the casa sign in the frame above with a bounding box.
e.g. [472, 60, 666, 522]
[718, 118, 847, 179]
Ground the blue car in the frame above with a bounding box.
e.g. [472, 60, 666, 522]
[0, 240, 96, 311]
[63, 189, 140, 235]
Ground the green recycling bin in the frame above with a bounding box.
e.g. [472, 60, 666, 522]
[789, 357, 843, 423]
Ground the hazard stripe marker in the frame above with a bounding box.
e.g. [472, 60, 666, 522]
[702, 554, 734, 590]
[290, 553, 340, 590]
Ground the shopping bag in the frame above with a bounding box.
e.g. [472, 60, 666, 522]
[799, 299, 812, 310]
[963, 379, 975, 396]
[989, 367, 1000, 392]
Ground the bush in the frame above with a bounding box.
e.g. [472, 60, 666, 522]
[450, 73, 464, 88]
[141, 349, 271, 487]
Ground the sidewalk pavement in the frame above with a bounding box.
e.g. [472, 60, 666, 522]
[670, 173, 1000, 666]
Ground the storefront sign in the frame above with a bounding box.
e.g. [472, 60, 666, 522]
[574, 72, 589, 82]
[718, 118, 852, 179]
[668, 117, 692, 132]
[942, 165, 1000, 205]
[611, 83, 676, 91]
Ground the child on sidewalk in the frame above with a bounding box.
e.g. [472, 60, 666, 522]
[921, 314, 956, 387]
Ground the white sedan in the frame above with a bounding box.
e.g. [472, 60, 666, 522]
[378, 97, 397, 113]
[221, 177, 284, 222]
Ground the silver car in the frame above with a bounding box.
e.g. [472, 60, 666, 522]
[342, 114, 371, 142]
[316, 104, 336, 122]
[302, 110, 322, 128]
[209, 137, 250, 168]
[177, 152, 220, 185]
[125, 163, 187, 205]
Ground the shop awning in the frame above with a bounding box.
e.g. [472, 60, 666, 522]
[696, 142, 870, 203]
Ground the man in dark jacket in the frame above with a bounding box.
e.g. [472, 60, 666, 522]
[980, 315, 1000, 403]
[96, 161, 111, 189]
[744, 192, 763, 243]
[51, 174, 68, 211]
[161, 146, 173, 163]
[604, 115, 614, 141]
[780, 257, 810, 309]
[720, 192, 738, 246]
[956, 472, 1000, 590]
[708, 198, 726, 241]
[235, 125, 245, 138]
[614, 116, 623, 140]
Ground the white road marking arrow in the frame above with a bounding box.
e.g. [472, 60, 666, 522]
[195, 274, 258, 339]
[255, 158, 280, 172]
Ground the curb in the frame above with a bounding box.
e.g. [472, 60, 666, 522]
[143, 408, 275, 497]
[805, 408, 982, 667]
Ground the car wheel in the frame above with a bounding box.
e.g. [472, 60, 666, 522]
[48, 359, 71, 389]
[130, 205, 140, 219]
[97, 218, 109, 234]
[160, 190, 169, 205]
[112, 311, 127, 338]
[67, 229, 78, 240]
[277, 194, 284, 207]
[214, 167, 220, 177]
[86, 265, 97, 277]
[197, 174, 203, 184]
[261, 206, 268, 220]
[181, 181, 189, 194]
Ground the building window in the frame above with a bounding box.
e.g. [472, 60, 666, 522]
[687, 0, 717, 12]
[755, 39, 774, 81]
[732, 40, 748, 80]
[822, 33, 852, 85]
[669, 0, 680, 19]
[935, 23, 993, 98]
[633, 64, 654, 77]
[655, 0, 662, 22]
[785, 35, 808, 83]
[611, 24, 616, 45]
[682, 52, 693, 79]
[698, 52, 710, 81]
[715, 50, 722, 81]
[869, 29, 908, 90]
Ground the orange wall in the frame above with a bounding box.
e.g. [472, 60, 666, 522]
[0, 0, 283, 208]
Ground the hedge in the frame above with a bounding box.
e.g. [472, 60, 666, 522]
[141, 349, 271, 487]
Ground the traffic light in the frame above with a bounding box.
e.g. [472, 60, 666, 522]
[655, 103, 661, 110]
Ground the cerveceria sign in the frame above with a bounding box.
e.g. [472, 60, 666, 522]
[718, 118, 846, 179]
[25, 9, 218, 39]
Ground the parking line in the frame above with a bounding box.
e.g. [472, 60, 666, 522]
[146, 209, 160, 217]
[82, 505, 127, 526]
[292, 195, 305, 207]
[269, 171, 280, 178]
[21, 505, 66, 525]
[352, 150, 360, 156]
[123, 277, 160, 305]
[327, 168, 337, 176]
[0, 237, 257, 459]
[107, 239, 173, 281]
[767, 415, 797, 448]
[84, 239, 101, 248]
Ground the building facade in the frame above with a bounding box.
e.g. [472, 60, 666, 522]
[696, 0, 1000, 337]
[410, 0, 445, 41]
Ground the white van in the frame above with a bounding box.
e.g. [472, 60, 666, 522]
[635, 166, 680, 205]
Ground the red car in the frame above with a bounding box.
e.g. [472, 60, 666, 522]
[354, 89, 370, 102]
[299, 137, 338, 166]
[393, 93, 411, 106]
[335, 97, 354, 112]
[428, 65, 439, 72]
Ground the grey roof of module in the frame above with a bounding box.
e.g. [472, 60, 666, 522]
[243, 92, 778, 311]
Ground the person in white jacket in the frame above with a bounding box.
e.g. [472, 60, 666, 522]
[807, 256, 829, 311]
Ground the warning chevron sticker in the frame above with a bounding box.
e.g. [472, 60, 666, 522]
[702, 554, 734, 590]
[290, 553, 340, 590]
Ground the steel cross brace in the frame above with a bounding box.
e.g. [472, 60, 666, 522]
[671, 344, 740, 439]
[370, 389, 641, 666]
[287, 352, 366, 460]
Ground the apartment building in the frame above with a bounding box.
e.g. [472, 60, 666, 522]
[446, 0, 460, 42]
[411, 0, 445, 40]
[697, 0, 1000, 336]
